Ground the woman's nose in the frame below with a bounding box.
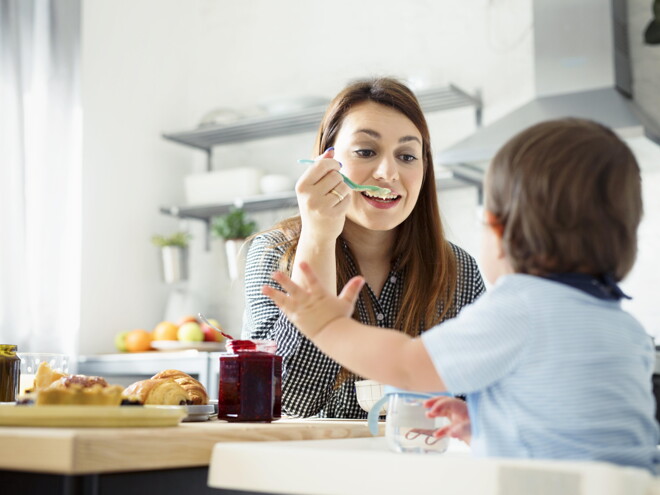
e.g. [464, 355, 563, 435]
[372, 156, 399, 182]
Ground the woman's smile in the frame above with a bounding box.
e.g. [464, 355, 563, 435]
[359, 190, 402, 209]
[332, 101, 424, 231]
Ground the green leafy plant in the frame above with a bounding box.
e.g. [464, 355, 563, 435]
[211, 208, 257, 240]
[151, 231, 191, 248]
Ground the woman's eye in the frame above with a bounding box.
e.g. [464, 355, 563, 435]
[354, 149, 375, 158]
[399, 154, 418, 163]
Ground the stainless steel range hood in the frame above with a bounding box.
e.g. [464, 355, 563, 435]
[437, 0, 660, 181]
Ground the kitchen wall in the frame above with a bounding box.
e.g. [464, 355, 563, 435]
[78, 0, 658, 355]
[622, 0, 660, 341]
[79, 0, 534, 354]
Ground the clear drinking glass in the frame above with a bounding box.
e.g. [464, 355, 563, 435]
[18, 353, 70, 395]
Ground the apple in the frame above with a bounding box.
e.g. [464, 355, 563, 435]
[177, 315, 198, 326]
[177, 321, 204, 342]
[114, 331, 130, 352]
[201, 318, 224, 342]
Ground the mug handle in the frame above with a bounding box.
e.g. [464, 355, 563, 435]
[367, 395, 390, 435]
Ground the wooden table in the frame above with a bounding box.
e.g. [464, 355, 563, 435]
[0, 418, 383, 495]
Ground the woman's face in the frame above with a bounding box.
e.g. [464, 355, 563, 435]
[332, 101, 425, 232]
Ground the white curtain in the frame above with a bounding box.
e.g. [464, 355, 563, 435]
[0, 0, 81, 354]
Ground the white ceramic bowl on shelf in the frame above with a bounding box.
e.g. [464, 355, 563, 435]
[355, 379, 387, 415]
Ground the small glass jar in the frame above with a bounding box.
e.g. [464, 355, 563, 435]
[217, 340, 282, 422]
[0, 345, 21, 402]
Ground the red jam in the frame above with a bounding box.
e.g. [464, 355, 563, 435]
[217, 340, 282, 422]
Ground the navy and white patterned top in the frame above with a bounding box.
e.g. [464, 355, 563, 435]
[422, 273, 659, 473]
[242, 230, 486, 419]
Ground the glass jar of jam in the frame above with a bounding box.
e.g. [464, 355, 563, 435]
[217, 339, 282, 422]
[0, 345, 20, 402]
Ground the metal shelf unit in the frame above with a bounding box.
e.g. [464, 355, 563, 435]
[160, 84, 482, 229]
[162, 85, 481, 153]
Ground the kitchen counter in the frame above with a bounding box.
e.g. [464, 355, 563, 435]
[209, 437, 659, 495]
[0, 418, 384, 494]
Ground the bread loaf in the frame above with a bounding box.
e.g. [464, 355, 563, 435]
[122, 378, 190, 405]
[151, 369, 209, 405]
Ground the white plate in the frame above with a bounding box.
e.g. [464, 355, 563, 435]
[151, 341, 225, 352]
[184, 404, 216, 422]
[0, 404, 186, 427]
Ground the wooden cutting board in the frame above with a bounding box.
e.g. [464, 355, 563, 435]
[0, 418, 384, 475]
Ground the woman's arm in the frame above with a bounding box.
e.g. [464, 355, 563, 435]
[242, 233, 342, 417]
[242, 233, 288, 339]
[291, 149, 351, 294]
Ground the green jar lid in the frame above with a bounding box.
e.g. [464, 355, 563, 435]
[0, 345, 18, 356]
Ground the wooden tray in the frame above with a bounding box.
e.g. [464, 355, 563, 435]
[0, 404, 186, 427]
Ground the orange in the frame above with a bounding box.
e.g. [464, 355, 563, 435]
[153, 321, 179, 341]
[125, 329, 153, 352]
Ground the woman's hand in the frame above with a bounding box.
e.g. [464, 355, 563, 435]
[263, 261, 365, 339]
[424, 396, 472, 445]
[295, 148, 351, 245]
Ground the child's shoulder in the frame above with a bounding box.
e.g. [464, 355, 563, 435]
[488, 274, 592, 310]
[493, 274, 642, 328]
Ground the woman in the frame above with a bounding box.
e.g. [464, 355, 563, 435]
[242, 77, 485, 418]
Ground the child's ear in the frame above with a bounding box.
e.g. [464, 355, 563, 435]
[484, 211, 504, 239]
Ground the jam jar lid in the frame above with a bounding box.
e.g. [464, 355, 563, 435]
[0, 345, 18, 356]
[226, 339, 277, 354]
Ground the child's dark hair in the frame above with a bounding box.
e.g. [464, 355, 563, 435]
[485, 118, 643, 280]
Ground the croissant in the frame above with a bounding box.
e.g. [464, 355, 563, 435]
[151, 369, 209, 405]
[123, 378, 190, 405]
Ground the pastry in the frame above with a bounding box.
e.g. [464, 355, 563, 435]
[151, 369, 209, 405]
[36, 375, 124, 406]
[122, 378, 190, 405]
[31, 361, 68, 392]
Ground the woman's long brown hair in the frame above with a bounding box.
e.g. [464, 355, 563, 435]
[266, 78, 457, 384]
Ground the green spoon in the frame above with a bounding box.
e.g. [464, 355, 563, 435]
[297, 159, 392, 197]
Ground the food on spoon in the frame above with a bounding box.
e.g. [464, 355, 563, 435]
[151, 370, 209, 405]
[123, 378, 190, 405]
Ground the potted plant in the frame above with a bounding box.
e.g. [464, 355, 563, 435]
[151, 232, 191, 284]
[211, 208, 257, 280]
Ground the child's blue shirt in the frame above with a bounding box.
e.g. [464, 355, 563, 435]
[421, 273, 659, 473]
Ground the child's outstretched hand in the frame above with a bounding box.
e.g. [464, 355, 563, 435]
[263, 261, 365, 339]
[424, 396, 472, 445]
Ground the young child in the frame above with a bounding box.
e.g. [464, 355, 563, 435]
[263, 118, 659, 473]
